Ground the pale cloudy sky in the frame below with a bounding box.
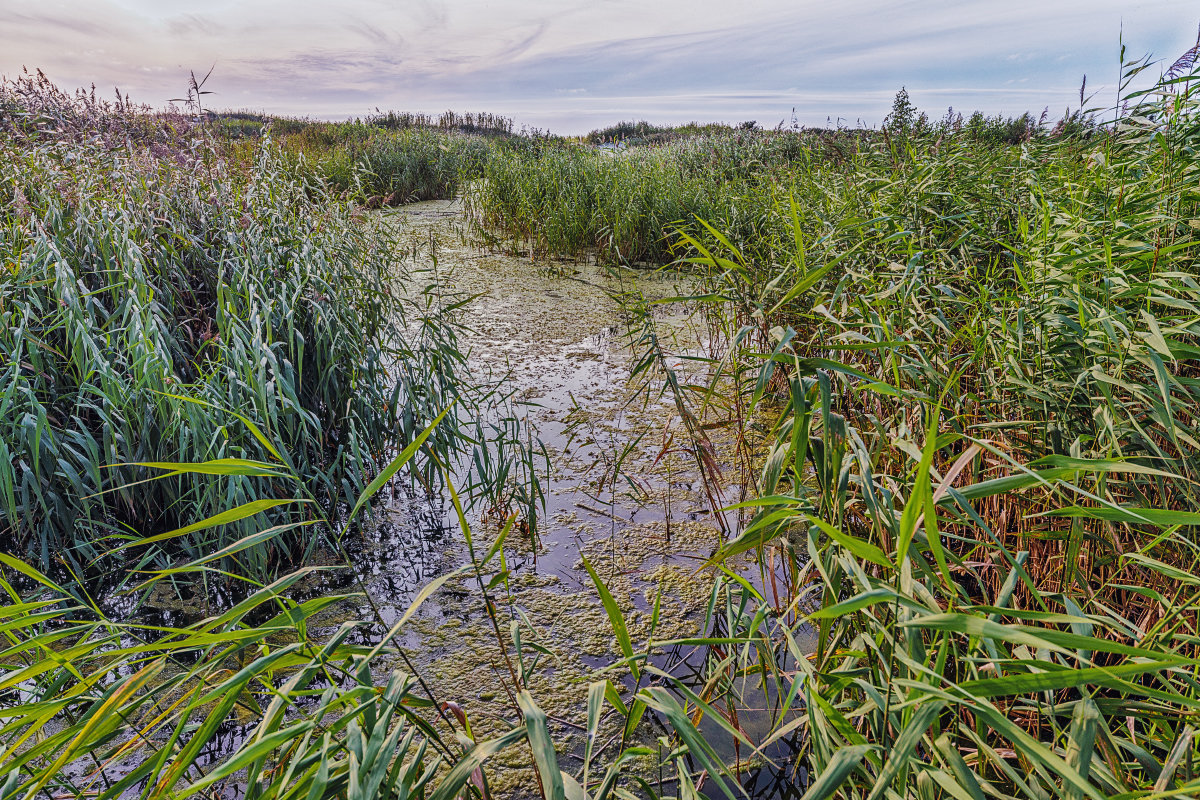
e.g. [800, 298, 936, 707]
[2, 1, 1196, 133]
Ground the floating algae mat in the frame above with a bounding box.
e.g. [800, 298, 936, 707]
[291, 200, 805, 797]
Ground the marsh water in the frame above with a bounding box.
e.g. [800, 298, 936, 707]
[98, 200, 807, 797]
[347, 200, 808, 797]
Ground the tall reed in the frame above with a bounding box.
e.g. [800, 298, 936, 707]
[0, 81, 472, 586]
[579, 50, 1200, 798]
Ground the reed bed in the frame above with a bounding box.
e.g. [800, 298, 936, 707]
[0, 75, 565, 800]
[0, 78, 480, 589]
[5, 45, 1200, 800]
[272, 128, 494, 206]
[579, 54, 1200, 799]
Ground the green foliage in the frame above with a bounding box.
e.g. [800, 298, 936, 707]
[587, 120, 673, 144]
[467, 93, 1096, 268]
[0, 107, 471, 585]
[587, 52, 1200, 799]
[4, 38, 1200, 800]
[466, 131, 830, 264]
[356, 130, 493, 203]
[236, 112, 520, 205]
[365, 109, 513, 136]
[0, 427, 506, 800]
[885, 86, 916, 134]
[587, 119, 766, 145]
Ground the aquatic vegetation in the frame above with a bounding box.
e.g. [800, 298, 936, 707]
[591, 52, 1200, 798]
[0, 78, 494, 590]
[279, 128, 495, 206]
[4, 37, 1200, 800]
[0, 412, 550, 800]
[463, 106, 1087, 268]
[242, 113, 520, 207]
[465, 133, 794, 265]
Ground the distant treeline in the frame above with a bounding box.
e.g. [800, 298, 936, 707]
[197, 88, 1096, 152]
[587, 119, 759, 145]
[205, 108, 516, 140]
[587, 88, 1096, 146]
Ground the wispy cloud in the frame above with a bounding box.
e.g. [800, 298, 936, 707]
[1, 0, 1195, 132]
[7, 9, 117, 40]
[165, 14, 224, 38]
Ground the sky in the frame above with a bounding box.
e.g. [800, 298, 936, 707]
[2, 1, 1198, 134]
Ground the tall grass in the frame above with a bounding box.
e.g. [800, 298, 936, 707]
[466, 135, 794, 264]
[5, 42, 1200, 800]
[0, 80, 476, 588]
[1, 77, 558, 799]
[464, 113, 1073, 267]
[237, 113, 524, 207]
[274, 128, 495, 206]
[0, 415, 552, 800]
[580, 52, 1200, 798]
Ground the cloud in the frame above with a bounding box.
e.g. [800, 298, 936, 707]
[345, 19, 407, 50]
[165, 13, 224, 37]
[7, 9, 117, 39]
[1, 0, 1196, 132]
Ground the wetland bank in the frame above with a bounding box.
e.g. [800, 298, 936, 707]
[6, 47, 1200, 800]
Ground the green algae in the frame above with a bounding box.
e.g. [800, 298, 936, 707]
[301, 200, 758, 795]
